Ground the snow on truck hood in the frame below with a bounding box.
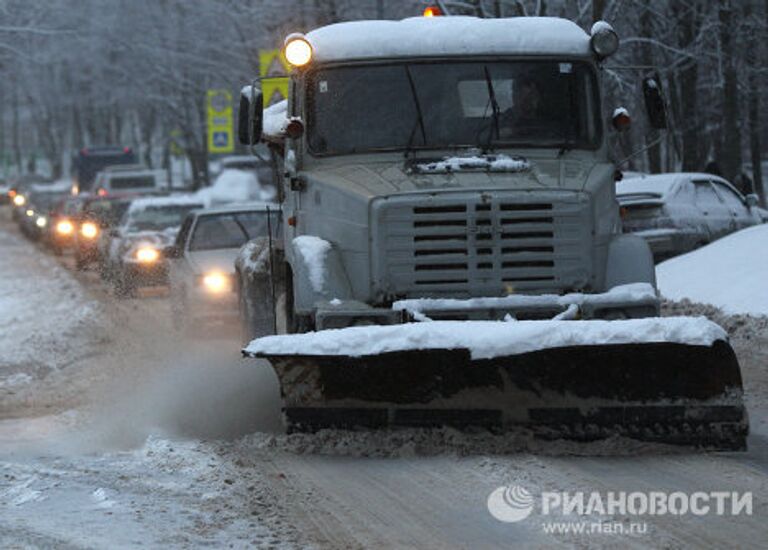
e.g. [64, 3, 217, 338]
[306, 17, 593, 62]
[244, 317, 727, 360]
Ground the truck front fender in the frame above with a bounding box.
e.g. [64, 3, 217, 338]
[604, 234, 657, 291]
[290, 239, 354, 315]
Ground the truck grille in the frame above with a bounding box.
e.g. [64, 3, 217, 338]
[372, 192, 592, 297]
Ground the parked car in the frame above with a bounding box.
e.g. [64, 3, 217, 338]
[106, 195, 205, 297]
[617, 173, 763, 260]
[92, 165, 166, 196]
[19, 182, 71, 241]
[166, 202, 280, 332]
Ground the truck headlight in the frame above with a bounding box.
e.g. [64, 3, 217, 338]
[284, 34, 313, 67]
[13, 194, 26, 206]
[202, 272, 230, 294]
[136, 246, 160, 263]
[81, 221, 98, 239]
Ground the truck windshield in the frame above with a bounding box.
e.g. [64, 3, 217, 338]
[307, 61, 600, 155]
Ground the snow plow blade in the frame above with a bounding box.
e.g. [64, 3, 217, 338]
[247, 339, 748, 451]
[247, 340, 748, 450]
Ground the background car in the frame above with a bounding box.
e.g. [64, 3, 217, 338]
[74, 195, 132, 269]
[166, 202, 280, 332]
[617, 172, 763, 260]
[106, 195, 204, 297]
[19, 182, 72, 241]
[92, 165, 167, 196]
[44, 196, 86, 255]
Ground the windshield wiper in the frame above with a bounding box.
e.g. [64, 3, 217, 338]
[403, 65, 427, 162]
[482, 65, 501, 153]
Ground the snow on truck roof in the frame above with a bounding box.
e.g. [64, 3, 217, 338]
[305, 17, 593, 62]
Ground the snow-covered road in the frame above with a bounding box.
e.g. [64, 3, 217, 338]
[1, 208, 767, 548]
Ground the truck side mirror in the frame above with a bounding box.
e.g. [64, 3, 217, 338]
[745, 193, 759, 208]
[238, 85, 264, 145]
[642, 76, 667, 130]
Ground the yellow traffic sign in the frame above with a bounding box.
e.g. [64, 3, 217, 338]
[259, 49, 290, 106]
[206, 89, 234, 154]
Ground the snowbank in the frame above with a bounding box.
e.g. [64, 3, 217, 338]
[245, 316, 726, 359]
[657, 224, 768, 316]
[196, 169, 276, 205]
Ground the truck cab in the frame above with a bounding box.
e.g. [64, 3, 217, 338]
[239, 16, 659, 332]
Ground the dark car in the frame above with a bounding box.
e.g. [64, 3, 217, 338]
[73, 194, 141, 269]
[20, 184, 72, 241]
[44, 196, 86, 255]
[71, 146, 136, 195]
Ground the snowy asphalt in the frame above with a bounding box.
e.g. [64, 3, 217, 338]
[0, 207, 767, 548]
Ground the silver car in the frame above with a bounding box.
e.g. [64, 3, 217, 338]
[617, 173, 762, 260]
[166, 202, 280, 332]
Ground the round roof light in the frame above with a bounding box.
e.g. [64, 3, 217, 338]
[284, 34, 313, 67]
[590, 21, 619, 59]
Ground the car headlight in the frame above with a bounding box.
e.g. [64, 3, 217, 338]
[202, 272, 230, 294]
[26, 209, 34, 217]
[135, 246, 160, 263]
[13, 194, 26, 206]
[36, 216, 47, 228]
[56, 220, 74, 235]
[81, 221, 98, 239]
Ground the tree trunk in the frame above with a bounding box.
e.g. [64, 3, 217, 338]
[746, 3, 764, 205]
[718, 1, 742, 183]
[672, 0, 701, 171]
[640, 0, 661, 173]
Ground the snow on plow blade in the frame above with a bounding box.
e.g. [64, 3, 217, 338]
[243, 318, 748, 451]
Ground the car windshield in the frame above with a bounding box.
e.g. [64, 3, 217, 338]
[109, 175, 156, 189]
[30, 192, 67, 212]
[127, 204, 202, 232]
[189, 211, 281, 251]
[84, 199, 131, 226]
[308, 60, 601, 155]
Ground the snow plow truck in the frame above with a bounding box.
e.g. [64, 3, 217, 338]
[236, 15, 748, 450]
